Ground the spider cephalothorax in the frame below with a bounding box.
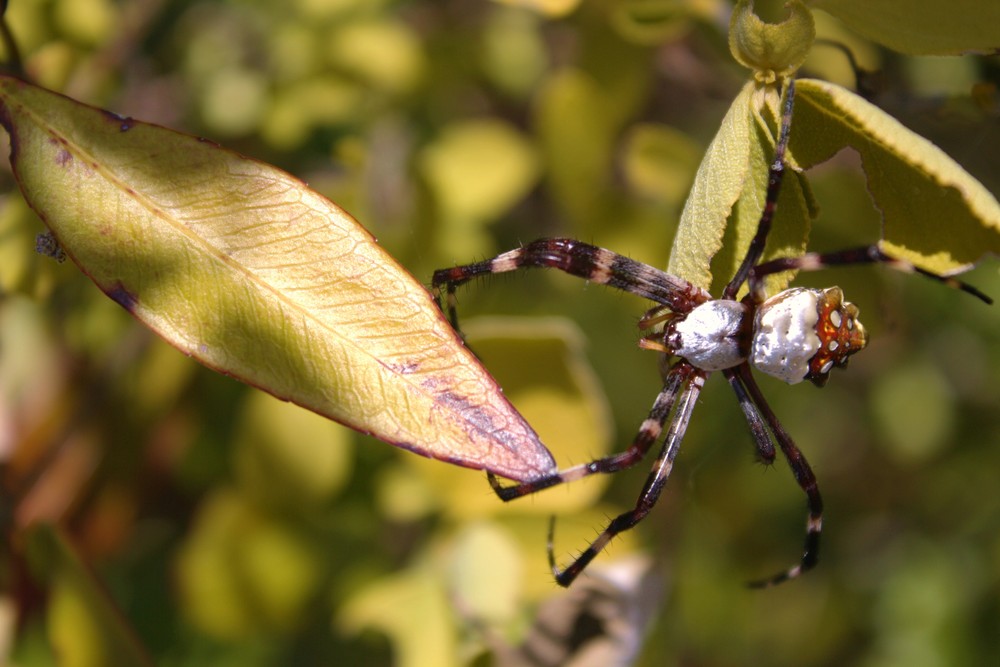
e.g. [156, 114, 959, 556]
[432, 79, 991, 587]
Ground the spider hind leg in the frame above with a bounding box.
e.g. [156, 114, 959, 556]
[729, 365, 823, 587]
[748, 245, 992, 305]
[546, 365, 706, 587]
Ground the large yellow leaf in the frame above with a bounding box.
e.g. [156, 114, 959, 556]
[811, 0, 1000, 55]
[794, 78, 1000, 272]
[0, 76, 557, 482]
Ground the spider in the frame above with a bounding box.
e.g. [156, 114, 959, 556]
[431, 80, 992, 588]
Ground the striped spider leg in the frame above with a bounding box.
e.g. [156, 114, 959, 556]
[432, 240, 717, 587]
[431, 78, 991, 587]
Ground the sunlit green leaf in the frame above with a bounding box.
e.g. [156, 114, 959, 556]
[610, 0, 714, 45]
[261, 76, 364, 149]
[535, 68, 618, 227]
[327, 19, 425, 94]
[233, 390, 354, 509]
[175, 490, 323, 638]
[0, 76, 557, 483]
[494, 0, 582, 18]
[621, 123, 701, 206]
[811, 0, 1000, 55]
[483, 7, 548, 96]
[668, 81, 812, 294]
[338, 569, 457, 667]
[794, 78, 1000, 271]
[53, 0, 117, 47]
[199, 68, 268, 136]
[667, 82, 753, 289]
[419, 118, 540, 258]
[448, 522, 523, 625]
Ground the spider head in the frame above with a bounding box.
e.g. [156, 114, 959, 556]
[805, 287, 868, 387]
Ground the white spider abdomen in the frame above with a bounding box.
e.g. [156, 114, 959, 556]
[751, 287, 822, 384]
[670, 300, 749, 371]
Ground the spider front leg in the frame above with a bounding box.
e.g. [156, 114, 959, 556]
[432, 238, 711, 332]
[547, 364, 706, 587]
[723, 78, 797, 300]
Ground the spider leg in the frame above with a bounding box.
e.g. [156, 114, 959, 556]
[728, 364, 822, 587]
[723, 78, 798, 300]
[723, 366, 776, 464]
[432, 238, 711, 331]
[547, 365, 706, 587]
[488, 360, 695, 500]
[637, 304, 676, 330]
[748, 245, 992, 305]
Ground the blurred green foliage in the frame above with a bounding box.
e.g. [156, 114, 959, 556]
[1, 1, 999, 666]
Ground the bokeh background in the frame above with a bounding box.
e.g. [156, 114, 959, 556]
[1, 0, 999, 665]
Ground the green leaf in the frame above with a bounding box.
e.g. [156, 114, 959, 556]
[326, 19, 425, 94]
[872, 360, 955, 464]
[534, 69, 619, 227]
[730, 0, 815, 83]
[0, 76, 557, 482]
[419, 119, 540, 258]
[610, 0, 706, 45]
[447, 522, 523, 625]
[811, 0, 1000, 55]
[795, 78, 1000, 271]
[174, 490, 323, 638]
[668, 81, 812, 294]
[621, 123, 701, 206]
[25, 525, 154, 667]
[233, 390, 354, 510]
[667, 82, 754, 290]
[494, 0, 583, 18]
[338, 569, 457, 667]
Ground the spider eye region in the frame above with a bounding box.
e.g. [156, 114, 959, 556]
[806, 287, 868, 385]
[750, 286, 868, 385]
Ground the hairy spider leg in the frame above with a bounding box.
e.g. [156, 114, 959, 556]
[546, 364, 706, 587]
[723, 79, 797, 300]
[728, 245, 991, 586]
[486, 357, 696, 501]
[723, 367, 776, 463]
[729, 363, 824, 587]
[431, 238, 712, 332]
[747, 245, 993, 305]
[431, 73, 992, 587]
